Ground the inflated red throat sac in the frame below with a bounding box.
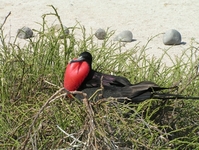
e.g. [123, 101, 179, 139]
[64, 58, 90, 92]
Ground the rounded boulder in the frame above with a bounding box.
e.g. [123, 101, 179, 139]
[17, 26, 33, 39]
[163, 29, 181, 45]
[114, 30, 133, 42]
[95, 28, 106, 40]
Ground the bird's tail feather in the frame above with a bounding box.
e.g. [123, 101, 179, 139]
[152, 93, 199, 100]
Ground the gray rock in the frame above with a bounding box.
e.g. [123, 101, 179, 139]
[114, 30, 133, 42]
[95, 28, 106, 40]
[17, 26, 33, 39]
[163, 29, 181, 45]
[50, 24, 69, 38]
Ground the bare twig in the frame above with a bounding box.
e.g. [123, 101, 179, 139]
[87, 76, 104, 101]
[21, 87, 66, 149]
[82, 96, 96, 149]
[56, 125, 86, 146]
[43, 79, 61, 88]
[21, 88, 89, 149]
[100, 75, 104, 89]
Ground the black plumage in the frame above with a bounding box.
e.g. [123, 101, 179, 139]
[70, 52, 199, 102]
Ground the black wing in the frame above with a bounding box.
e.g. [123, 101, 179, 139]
[78, 70, 132, 90]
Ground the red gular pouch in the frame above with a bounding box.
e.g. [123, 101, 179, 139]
[64, 58, 90, 97]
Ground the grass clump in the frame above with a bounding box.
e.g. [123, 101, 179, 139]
[1, 6, 199, 149]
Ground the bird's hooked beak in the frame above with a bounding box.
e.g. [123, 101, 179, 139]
[70, 56, 85, 63]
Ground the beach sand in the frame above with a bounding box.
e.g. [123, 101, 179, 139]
[1, 0, 199, 66]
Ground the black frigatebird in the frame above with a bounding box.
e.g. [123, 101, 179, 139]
[64, 51, 199, 102]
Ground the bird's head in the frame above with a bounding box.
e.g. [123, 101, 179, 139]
[70, 51, 92, 68]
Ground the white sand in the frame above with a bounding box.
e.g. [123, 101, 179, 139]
[1, 0, 199, 66]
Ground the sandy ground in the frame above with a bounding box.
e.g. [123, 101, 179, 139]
[1, 0, 199, 66]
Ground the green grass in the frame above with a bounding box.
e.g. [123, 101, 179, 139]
[1, 6, 199, 149]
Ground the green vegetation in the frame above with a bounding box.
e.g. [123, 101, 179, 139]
[1, 6, 199, 149]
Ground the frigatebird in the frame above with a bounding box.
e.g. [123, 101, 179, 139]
[64, 51, 199, 102]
